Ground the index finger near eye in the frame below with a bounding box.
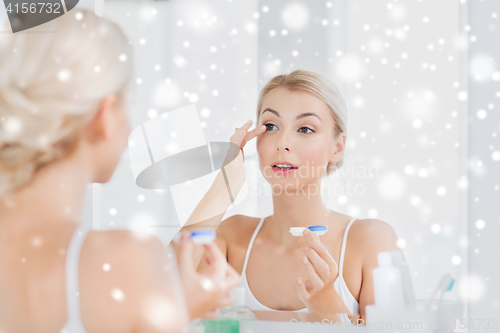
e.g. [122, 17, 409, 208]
[244, 125, 266, 143]
[304, 232, 336, 268]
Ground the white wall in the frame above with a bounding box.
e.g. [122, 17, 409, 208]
[99, 0, 258, 244]
[468, 0, 500, 323]
[248, 0, 461, 302]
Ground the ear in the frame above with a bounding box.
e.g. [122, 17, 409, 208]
[85, 94, 117, 144]
[328, 132, 347, 164]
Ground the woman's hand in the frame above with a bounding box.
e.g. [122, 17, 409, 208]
[295, 228, 349, 319]
[232, 120, 267, 159]
[218, 120, 266, 201]
[175, 233, 240, 320]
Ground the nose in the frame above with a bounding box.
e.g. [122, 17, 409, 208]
[276, 132, 291, 152]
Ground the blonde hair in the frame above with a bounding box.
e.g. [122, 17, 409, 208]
[0, 10, 134, 195]
[256, 70, 348, 176]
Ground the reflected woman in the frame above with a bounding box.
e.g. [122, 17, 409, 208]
[0, 9, 239, 333]
[179, 70, 408, 324]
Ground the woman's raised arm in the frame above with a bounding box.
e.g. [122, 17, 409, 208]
[173, 121, 266, 268]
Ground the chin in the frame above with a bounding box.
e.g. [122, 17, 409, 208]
[94, 168, 116, 184]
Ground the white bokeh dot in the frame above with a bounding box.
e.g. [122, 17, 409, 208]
[475, 219, 486, 230]
[409, 195, 422, 207]
[111, 288, 125, 302]
[200, 108, 211, 118]
[404, 165, 415, 175]
[109, 208, 117, 216]
[367, 209, 378, 218]
[338, 195, 348, 205]
[458, 91, 468, 101]
[451, 255, 461, 265]
[58, 69, 71, 82]
[458, 274, 485, 303]
[470, 54, 496, 82]
[188, 93, 199, 103]
[436, 186, 447, 196]
[418, 168, 429, 178]
[477, 109, 487, 119]
[281, 3, 310, 31]
[378, 172, 406, 201]
[397, 238, 406, 248]
[147, 109, 158, 118]
[492, 151, 500, 161]
[431, 224, 441, 234]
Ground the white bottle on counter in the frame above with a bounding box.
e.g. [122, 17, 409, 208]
[373, 251, 406, 312]
[391, 250, 416, 305]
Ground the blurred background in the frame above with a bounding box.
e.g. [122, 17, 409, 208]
[2, 0, 498, 324]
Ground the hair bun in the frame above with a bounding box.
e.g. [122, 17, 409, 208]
[0, 9, 133, 195]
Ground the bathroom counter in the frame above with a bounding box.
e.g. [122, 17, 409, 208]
[240, 319, 367, 332]
[242, 310, 367, 332]
[189, 310, 368, 332]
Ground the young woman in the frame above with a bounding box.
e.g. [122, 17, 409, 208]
[180, 70, 406, 324]
[0, 10, 239, 333]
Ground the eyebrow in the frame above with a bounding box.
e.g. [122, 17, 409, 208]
[262, 108, 322, 121]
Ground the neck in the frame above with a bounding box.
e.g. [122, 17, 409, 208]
[0, 152, 91, 229]
[268, 180, 333, 248]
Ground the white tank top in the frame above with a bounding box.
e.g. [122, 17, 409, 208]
[59, 224, 90, 333]
[237, 216, 360, 317]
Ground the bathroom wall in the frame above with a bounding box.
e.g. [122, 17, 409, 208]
[245, 0, 462, 303]
[467, 0, 500, 324]
[99, 0, 259, 245]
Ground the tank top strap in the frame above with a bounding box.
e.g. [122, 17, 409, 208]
[338, 216, 357, 277]
[241, 217, 266, 275]
[60, 224, 91, 333]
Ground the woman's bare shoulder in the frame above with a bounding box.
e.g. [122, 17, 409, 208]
[83, 229, 165, 257]
[348, 218, 401, 261]
[80, 229, 169, 291]
[217, 214, 262, 244]
[349, 218, 397, 236]
[79, 230, 174, 329]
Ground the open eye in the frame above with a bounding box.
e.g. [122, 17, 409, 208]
[298, 127, 315, 134]
[264, 123, 278, 131]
